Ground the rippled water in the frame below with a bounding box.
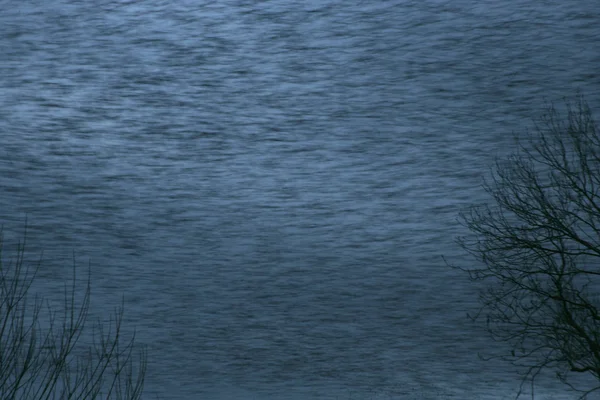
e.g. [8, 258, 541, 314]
[1, 0, 599, 398]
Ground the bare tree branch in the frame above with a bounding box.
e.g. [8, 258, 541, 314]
[449, 94, 600, 399]
[0, 225, 148, 400]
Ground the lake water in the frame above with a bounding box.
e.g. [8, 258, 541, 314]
[1, 0, 599, 398]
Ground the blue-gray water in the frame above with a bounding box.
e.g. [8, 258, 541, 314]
[1, 0, 599, 398]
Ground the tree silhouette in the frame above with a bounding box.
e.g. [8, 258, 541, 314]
[453, 95, 600, 399]
[0, 227, 147, 400]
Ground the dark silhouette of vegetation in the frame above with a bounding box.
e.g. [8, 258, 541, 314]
[0, 226, 147, 399]
[452, 95, 600, 399]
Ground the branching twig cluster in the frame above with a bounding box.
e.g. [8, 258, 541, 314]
[453, 95, 600, 399]
[0, 227, 147, 400]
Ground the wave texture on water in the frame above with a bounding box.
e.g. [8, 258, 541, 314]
[0, 0, 599, 398]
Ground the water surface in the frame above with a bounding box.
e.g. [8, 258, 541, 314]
[1, 0, 599, 398]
